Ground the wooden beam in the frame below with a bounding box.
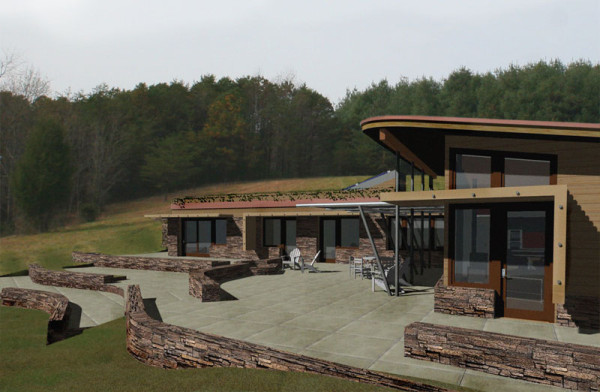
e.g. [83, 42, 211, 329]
[379, 129, 437, 178]
[365, 120, 600, 139]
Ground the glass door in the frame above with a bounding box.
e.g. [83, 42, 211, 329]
[183, 220, 211, 257]
[322, 219, 336, 262]
[285, 219, 297, 255]
[503, 206, 553, 322]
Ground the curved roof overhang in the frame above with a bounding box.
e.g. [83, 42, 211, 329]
[361, 115, 600, 178]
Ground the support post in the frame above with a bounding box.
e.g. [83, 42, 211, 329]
[409, 161, 415, 284]
[395, 152, 400, 296]
[420, 210, 425, 275]
[428, 212, 432, 268]
[358, 206, 391, 296]
[421, 170, 425, 191]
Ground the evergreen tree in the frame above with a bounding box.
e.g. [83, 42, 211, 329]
[11, 119, 72, 231]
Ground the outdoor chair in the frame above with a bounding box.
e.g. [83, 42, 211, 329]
[372, 257, 408, 294]
[300, 250, 321, 273]
[349, 256, 364, 279]
[282, 248, 301, 271]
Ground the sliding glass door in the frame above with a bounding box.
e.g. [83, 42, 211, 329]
[450, 203, 554, 322]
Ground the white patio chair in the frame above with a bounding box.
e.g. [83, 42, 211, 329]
[349, 256, 364, 279]
[301, 250, 321, 273]
[372, 257, 407, 294]
[282, 248, 301, 271]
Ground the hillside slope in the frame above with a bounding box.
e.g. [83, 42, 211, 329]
[0, 176, 367, 275]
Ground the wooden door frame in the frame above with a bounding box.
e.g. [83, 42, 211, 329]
[501, 202, 554, 322]
[448, 202, 554, 322]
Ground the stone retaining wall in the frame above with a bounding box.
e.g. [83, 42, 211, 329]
[29, 263, 124, 296]
[433, 279, 496, 318]
[404, 322, 600, 391]
[125, 285, 449, 391]
[556, 295, 600, 331]
[189, 259, 281, 302]
[1, 287, 71, 343]
[72, 252, 229, 273]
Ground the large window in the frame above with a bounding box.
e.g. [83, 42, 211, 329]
[453, 208, 490, 284]
[387, 216, 443, 251]
[504, 158, 551, 187]
[455, 154, 492, 189]
[263, 218, 296, 253]
[340, 218, 359, 248]
[183, 219, 227, 256]
[451, 149, 555, 189]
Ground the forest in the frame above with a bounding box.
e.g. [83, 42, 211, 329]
[0, 59, 598, 233]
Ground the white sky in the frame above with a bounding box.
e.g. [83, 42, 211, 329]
[1, 0, 599, 103]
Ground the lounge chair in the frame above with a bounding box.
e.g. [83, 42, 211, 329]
[300, 250, 321, 273]
[372, 257, 409, 294]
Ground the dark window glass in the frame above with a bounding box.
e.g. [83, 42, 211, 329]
[285, 219, 296, 254]
[434, 218, 444, 249]
[198, 220, 212, 254]
[454, 208, 490, 284]
[504, 158, 550, 187]
[340, 218, 359, 247]
[215, 219, 227, 244]
[264, 218, 281, 246]
[456, 154, 491, 189]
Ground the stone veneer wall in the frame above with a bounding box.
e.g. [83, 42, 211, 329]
[166, 217, 180, 256]
[1, 287, 71, 344]
[556, 295, 600, 331]
[433, 279, 496, 318]
[405, 322, 600, 391]
[125, 284, 448, 391]
[29, 263, 124, 296]
[189, 258, 282, 302]
[72, 252, 229, 273]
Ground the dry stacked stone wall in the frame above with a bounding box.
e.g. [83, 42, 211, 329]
[189, 259, 281, 302]
[72, 252, 229, 273]
[556, 295, 600, 330]
[125, 285, 449, 391]
[29, 263, 124, 296]
[405, 322, 600, 391]
[1, 287, 71, 343]
[433, 279, 496, 318]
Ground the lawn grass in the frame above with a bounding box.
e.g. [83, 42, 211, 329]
[0, 307, 398, 392]
[0, 176, 368, 275]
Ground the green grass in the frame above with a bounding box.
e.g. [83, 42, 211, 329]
[0, 176, 368, 275]
[0, 307, 398, 392]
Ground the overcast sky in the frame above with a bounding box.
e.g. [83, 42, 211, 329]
[2, 0, 599, 103]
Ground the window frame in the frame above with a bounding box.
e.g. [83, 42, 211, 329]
[262, 217, 296, 247]
[449, 148, 557, 189]
[181, 218, 228, 256]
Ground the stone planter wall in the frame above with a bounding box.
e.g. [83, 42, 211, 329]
[189, 259, 281, 302]
[29, 263, 124, 296]
[433, 279, 496, 318]
[125, 284, 448, 391]
[1, 287, 71, 344]
[404, 322, 600, 391]
[72, 252, 229, 273]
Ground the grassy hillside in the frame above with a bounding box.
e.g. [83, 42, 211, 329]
[0, 307, 399, 392]
[0, 176, 368, 275]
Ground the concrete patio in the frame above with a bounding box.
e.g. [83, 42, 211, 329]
[2, 263, 598, 391]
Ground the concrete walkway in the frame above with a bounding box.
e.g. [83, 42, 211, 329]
[2, 263, 597, 391]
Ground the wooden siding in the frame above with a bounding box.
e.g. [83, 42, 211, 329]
[444, 135, 600, 299]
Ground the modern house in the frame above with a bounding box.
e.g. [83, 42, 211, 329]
[148, 115, 599, 327]
[361, 116, 600, 326]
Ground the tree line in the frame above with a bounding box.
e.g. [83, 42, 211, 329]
[0, 59, 598, 233]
